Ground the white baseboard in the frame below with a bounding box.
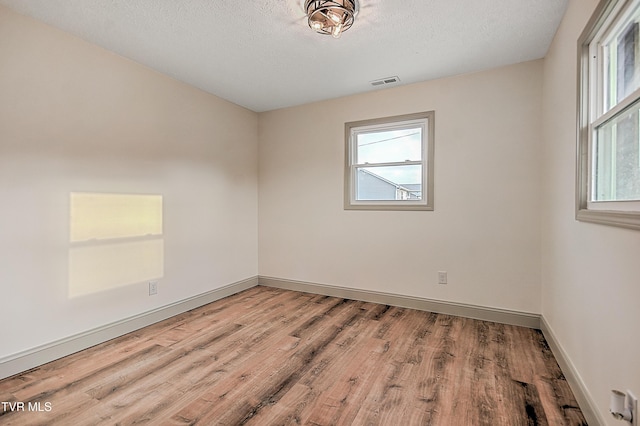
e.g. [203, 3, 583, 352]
[0, 276, 258, 381]
[259, 276, 541, 329]
[540, 316, 606, 426]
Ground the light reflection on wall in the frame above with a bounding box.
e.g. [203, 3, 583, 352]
[69, 193, 164, 298]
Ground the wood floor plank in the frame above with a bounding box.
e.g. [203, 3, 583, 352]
[290, 336, 388, 425]
[183, 299, 365, 424]
[0, 286, 587, 425]
[403, 313, 460, 424]
[245, 310, 384, 425]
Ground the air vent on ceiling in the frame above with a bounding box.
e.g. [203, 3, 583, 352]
[370, 76, 400, 87]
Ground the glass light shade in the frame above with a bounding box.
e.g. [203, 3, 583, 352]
[304, 0, 358, 38]
[332, 23, 343, 38]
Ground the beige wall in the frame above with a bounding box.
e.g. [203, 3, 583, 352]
[541, 1, 640, 424]
[0, 6, 258, 358]
[259, 60, 543, 313]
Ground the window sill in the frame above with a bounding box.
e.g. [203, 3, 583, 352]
[345, 201, 433, 211]
[576, 208, 640, 231]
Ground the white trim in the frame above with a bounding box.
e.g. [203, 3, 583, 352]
[0, 276, 258, 380]
[577, 0, 640, 230]
[540, 317, 607, 426]
[345, 111, 435, 211]
[587, 200, 640, 211]
[594, 87, 640, 127]
[577, 207, 640, 229]
[258, 276, 540, 329]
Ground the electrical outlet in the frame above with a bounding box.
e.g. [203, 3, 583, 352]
[149, 281, 158, 296]
[629, 390, 638, 426]
[438, 271, 447, 285]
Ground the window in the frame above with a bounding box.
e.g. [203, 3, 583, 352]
[344, 111, 434, 210]
[578, 0, 640, 229]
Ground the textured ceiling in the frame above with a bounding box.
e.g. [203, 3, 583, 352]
[0, 0, 568, 112]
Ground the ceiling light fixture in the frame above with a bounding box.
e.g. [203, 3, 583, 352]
[304, 0, 359, 39]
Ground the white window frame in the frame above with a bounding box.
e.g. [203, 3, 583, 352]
[344, 111, 435, 211]
[577, 0, 640, 230]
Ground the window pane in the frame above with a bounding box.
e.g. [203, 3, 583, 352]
[604, 4, 640, 111]
[356, 127, 422, 164]
[356, 165, 422, 201]
[594, 100, 640, 201]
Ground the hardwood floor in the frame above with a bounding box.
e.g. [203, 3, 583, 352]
[0, 286, 586, 425]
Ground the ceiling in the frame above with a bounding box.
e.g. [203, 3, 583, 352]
[0, 0, 569, 112]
